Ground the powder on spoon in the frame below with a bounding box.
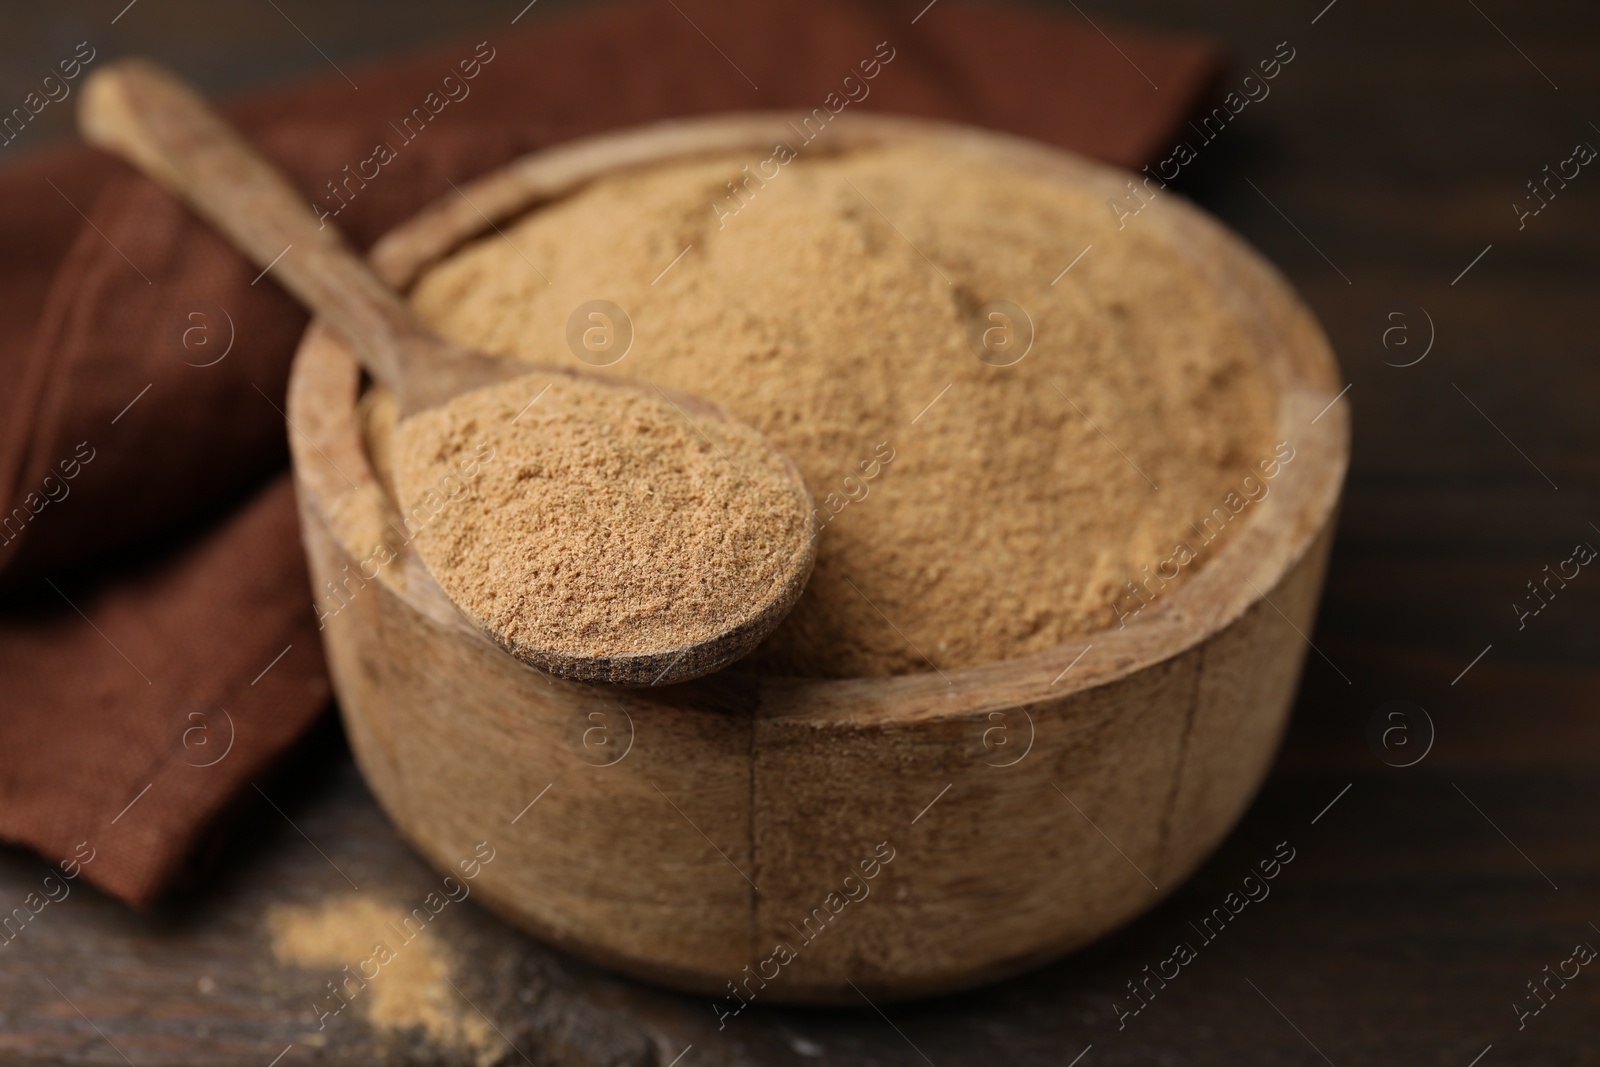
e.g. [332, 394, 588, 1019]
[391, 374, 812, 670]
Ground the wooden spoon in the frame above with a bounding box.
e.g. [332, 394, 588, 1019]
[78, 59, 816, 687]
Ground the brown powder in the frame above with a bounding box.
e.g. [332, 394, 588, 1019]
[265, 895, 495, 1060]
[408, 141, 1277, 677]
[391, 375, 812, 665]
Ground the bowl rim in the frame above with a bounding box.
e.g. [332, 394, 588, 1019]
[288, 109, 1349, 718]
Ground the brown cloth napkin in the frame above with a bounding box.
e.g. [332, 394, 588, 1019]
[0, 0, 1222, 906]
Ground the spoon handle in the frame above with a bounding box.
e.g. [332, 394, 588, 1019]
[79, 58, 434, 392]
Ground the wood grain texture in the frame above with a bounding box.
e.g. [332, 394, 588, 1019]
[285, 111, 1346, 1002]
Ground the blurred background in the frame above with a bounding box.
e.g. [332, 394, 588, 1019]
[2, 1, 1597, 1065]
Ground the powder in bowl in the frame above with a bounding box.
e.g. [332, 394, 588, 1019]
[410, 140, 1279, 677]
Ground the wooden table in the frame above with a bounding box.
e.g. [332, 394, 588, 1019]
[4, 0, 1598, 1063]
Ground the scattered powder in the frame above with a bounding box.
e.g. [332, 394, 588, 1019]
[392, 376, 812, 664]
[407, 140, 1277, 677]
[265, 895, 495, 1060]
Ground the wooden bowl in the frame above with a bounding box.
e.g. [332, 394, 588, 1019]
[286, 112, 1347, 1005]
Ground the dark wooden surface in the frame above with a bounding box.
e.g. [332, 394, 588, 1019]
[4, 0, 1600, 1063]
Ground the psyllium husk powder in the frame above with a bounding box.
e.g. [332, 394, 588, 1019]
[401, 141, 1276, 677]
[391, 375, 811, 662]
